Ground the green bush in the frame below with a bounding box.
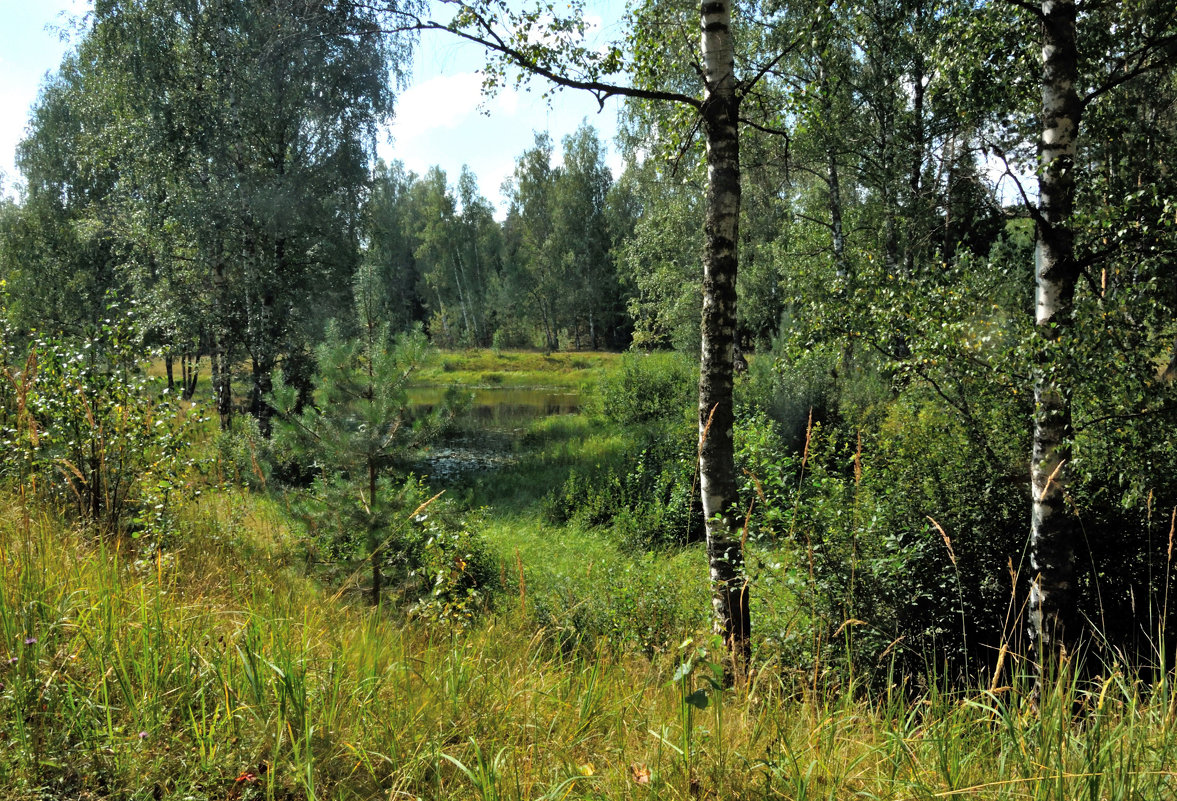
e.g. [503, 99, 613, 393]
[0, 323, 198, 540]
[214, 415, 272, 490]
[743, 393, 1026, 681]
[589, 351, 696, 427]
[543, 423, 704, 550]
[411, 510, 498, 625]
[542, 351, 704, 551]
[296, 473, 497, 620]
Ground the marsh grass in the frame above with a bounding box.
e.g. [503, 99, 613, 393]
[415, 350, 618, 390]
[452, 415, 630, 512]
[5, 487, 1177, 799]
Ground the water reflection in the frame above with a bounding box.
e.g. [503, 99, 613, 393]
[410, 385, 580, 484]
[409, 386, 579, 430]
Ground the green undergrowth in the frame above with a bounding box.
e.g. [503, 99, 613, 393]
[456, 414, 628, 512]
[5, 491, 1177, 799]
[7, 348, 1177, 799]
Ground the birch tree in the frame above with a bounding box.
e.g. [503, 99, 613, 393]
[1028, 0, 1082, 667]
[1025, 0, 1177, 668]
[375, 0, 806, 663]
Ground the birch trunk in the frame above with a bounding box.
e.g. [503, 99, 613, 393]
[211, 260, 234, 430]
[699, 0, 750, 665]
[905, 41, 925, 275]
[1030, 0, 1082, 666]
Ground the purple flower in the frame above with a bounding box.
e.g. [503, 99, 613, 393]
[138, 731, 148, 740]
[23, 637, 36, 646]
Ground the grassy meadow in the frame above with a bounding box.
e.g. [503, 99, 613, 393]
[3, 349, 1177, 799]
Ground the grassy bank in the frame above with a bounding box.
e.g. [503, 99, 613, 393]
[4, 492, 1177, 799]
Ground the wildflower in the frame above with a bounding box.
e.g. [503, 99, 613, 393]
[139, 731, 148, 740]
[24, 637, 36, 646]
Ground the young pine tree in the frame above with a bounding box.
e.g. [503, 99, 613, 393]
[272, 262, 457, 605]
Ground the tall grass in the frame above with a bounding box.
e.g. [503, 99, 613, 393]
[4, 487, 1177, 799]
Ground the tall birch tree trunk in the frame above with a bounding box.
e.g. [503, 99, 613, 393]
[699, 0, 750, 666]
[211, 260, 234, 430]
[1029, 0, 1082, 669]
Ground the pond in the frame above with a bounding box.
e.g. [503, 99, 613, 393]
[410, 385, 580, 484]
[408, 385, 580, 431]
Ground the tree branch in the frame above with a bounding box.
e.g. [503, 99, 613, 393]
[1083, 32, 1177, 107]
[980, 137, 1043, 225]
[366, 2, 700, 109]
[998, 0, 1046, 20]
[737, 36, 803, 99]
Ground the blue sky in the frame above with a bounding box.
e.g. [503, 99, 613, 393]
[0, 0, 625, 210]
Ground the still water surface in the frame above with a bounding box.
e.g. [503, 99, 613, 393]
[410, 385, 580, 483]
[408, 385, 580, 430]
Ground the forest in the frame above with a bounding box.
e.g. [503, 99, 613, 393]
[1, 0, 1177, 798]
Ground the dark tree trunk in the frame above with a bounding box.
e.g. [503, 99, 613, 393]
[905, 32, 926, 275]
[1029, 0, 1082, 674]
[699, 0, 750, 667]
[251, 355, 274, 438]
[818, 60, 848, 281]
[211, 346, 233, 429]
[370, 461, 381, 606]
[182, 352, 200, 401]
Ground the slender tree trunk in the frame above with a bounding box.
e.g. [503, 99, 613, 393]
[251, 354, 275, 437]
[165, 353, 175, 392]
[212, 260, 234, 429]
[905, 39, 925, 275]
[699, 0, 750, 667]
[184, 351, 201, 401]
[1030, 0, 1082, 672]
[249, 237, 280, 438]
[942, 132, 958, 258]
[452, 259, 472, 343]
[818, 60, 849, 281]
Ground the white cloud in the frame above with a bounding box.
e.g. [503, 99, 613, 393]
[392, 72, 486, 140]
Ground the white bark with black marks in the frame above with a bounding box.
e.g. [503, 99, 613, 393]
[1030, 0, 1082, 666]
[699, 0, 750, 664]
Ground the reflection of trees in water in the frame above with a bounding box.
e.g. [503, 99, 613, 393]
[412, 388, 579, 484]
[410, 388, 579, 430]
[418, 444, 520, 484]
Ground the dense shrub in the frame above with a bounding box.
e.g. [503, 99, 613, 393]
[214, 415, 273, 490]
[543, 351, 704, 550]
[0, 324, 197, 539]
[740, 394, 1027, 681]
[410, 509, 498, 625]
[543, 423, 703, 550]
[296, 473, 498, 621]
[589, 350, 696, 427]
